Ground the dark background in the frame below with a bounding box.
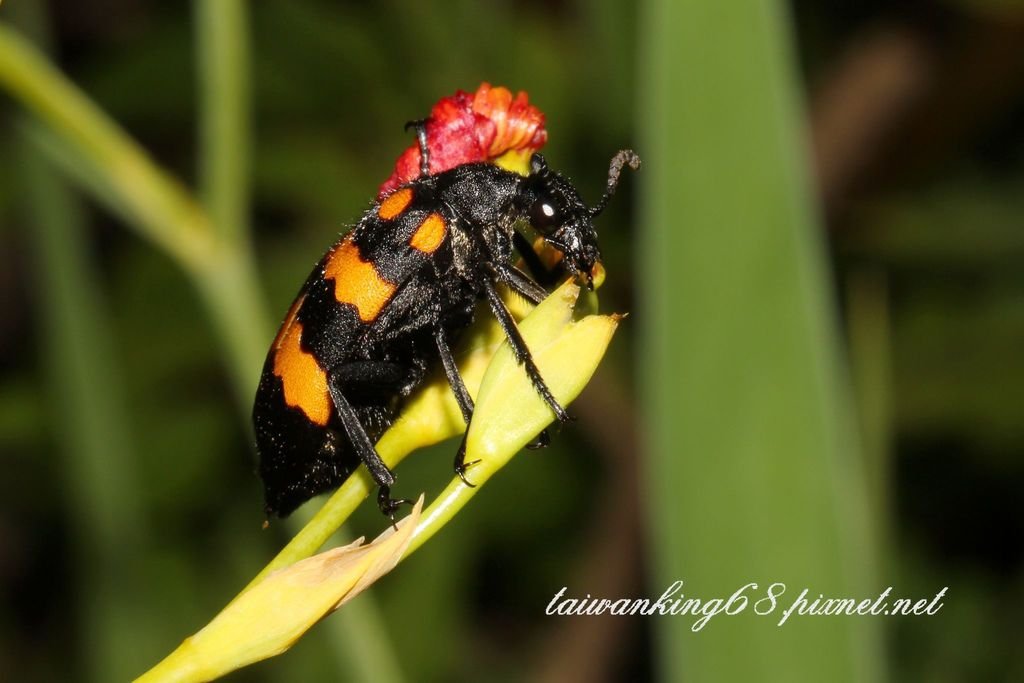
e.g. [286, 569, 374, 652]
[0, 1, 1021, 681]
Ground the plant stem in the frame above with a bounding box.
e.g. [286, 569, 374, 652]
[0, 23, 215, 270]
[191, 0, 269, 400]
[189, 247, 271, 404]
[0, 21, 270, 406]
[195, 0, 250, 244]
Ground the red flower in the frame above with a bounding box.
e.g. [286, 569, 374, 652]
[378, 83, 547, 197]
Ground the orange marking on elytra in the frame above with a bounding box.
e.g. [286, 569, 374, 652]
[410, 212, 446, 253]
[324, 238, 397, 322]
[378, 187, 413, 220]
[271, 299, 331, 426]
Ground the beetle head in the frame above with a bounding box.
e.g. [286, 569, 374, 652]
[519, 150, 640, 289]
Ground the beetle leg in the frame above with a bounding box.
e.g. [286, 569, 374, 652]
[483, 267, 555, 449]
[434, 326, 474, 424]
[452, 435, 479, 487]
[330, 360, 416, 399]
[526, 429, 551, 449]
[326, 370, 412, 519]
[481, 277, 572, 424]
[403, 118, 430, 177]
[377, 486, 410, 529]
[446, 401, 547, 472]
[491, 261, 548, 306]
[469, 248, 554, 450]
[434, 326, 484, 485]
[513, 231, 559, 288]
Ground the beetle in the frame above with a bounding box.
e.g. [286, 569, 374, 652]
[253, 120, 639, 519]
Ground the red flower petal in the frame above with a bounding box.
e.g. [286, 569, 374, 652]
[378, 83, 547, 197]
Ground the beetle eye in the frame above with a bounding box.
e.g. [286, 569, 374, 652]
[529, 199, 559, 233]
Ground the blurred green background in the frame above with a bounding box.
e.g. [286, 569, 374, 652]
[1, 1, 1022, 681]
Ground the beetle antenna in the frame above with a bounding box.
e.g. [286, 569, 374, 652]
[590, 149, 641, 217]
[405, 119, 431, 177]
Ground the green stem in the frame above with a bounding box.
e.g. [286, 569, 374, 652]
[195, 0, 250, 244]
[242, 455, 478, 590]
[189, 247, 271, 405]
[192, 0, 268, 400]
[243, 466, 381, 589]
[0, 22, 215, 271]
[0, 20, 270, 407]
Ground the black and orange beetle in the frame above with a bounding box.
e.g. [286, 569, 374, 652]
[253, 121, 639, 519]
